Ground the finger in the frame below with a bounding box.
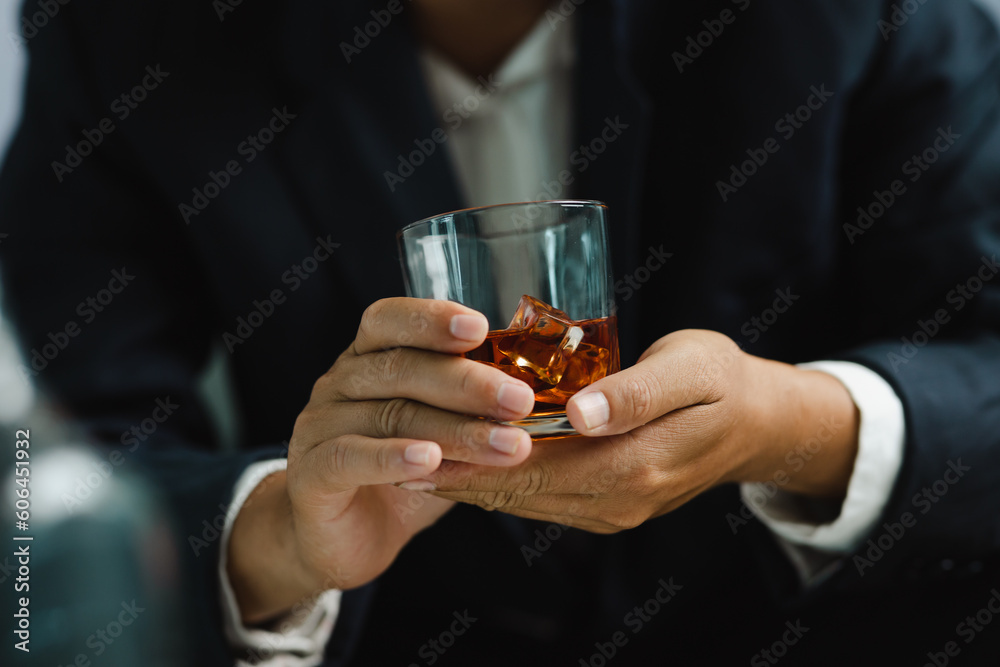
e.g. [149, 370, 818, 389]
[334, 348, 536, 421]
[335, 399, 533, 466]
[352, 297, 490, 356]
[566, 332, 720, 436]
[433, 481, 703, 528]
[300, 435, 443, 493]
[430, 489, 583, 521]
[426, 435, 617, 496]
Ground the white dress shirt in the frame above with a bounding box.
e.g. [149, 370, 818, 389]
[218, 14, 907, 665]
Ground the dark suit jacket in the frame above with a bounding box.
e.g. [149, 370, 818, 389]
[2, 0, 1000, 664]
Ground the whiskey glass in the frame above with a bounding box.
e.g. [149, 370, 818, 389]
[398, 200, 619, 438]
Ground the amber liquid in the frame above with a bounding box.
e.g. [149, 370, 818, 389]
[467, 315, 620, 416]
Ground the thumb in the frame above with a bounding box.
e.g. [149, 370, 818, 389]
[566, 334, 718, 436]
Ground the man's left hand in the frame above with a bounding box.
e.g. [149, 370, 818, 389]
[424, 329, 860, 533]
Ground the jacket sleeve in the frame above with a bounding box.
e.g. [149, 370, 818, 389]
[812, 0, 1000, 593]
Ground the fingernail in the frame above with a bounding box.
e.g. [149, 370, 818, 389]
[489, 427, 524, 456]
[399, 480, 436, 492]
[404, 442, 434, 466]
[574, 391, 609, 431]
[450, 314, 487, 342]
[497, 382, 535, 416]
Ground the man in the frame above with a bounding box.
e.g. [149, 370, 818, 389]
[1, 0, 999, 665]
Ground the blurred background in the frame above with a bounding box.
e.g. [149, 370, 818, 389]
[1, 6, 195, 663]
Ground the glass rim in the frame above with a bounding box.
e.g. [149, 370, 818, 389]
[396, 199, 608, 238]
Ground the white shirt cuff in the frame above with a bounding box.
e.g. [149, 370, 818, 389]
[739, 360, 905, 584]
[219, 458, 341, 667]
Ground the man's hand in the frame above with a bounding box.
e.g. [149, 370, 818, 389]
[227, 298, 536, 624]
[425, 330, 861, 533]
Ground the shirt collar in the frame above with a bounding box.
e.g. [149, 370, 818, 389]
[419, 13, 576, 119]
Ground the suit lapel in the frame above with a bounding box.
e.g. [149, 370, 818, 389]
[272, 0, 464, 310]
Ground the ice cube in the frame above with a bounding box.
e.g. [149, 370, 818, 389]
[482, 360, 552, 393]
[534, 342, 611, 404]
[497, 295, 584, 386]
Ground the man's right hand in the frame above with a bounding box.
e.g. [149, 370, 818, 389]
[227, 298, 536, 624]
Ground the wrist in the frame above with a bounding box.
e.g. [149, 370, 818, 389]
[227, 470, 320, 625]
[738, 356, 860, 498]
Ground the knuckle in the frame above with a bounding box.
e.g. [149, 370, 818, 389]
[688, 333, 737, 393]
[326, 365, 362, 401]
[619, 372, 658, 424]
[433, 459, 469, 490]
[467, 421, 493, 451]
[291, 409, 324, 454]
[326, 436, 353, 478]
[373, 346, 410, 386]
[407, 308, 432, 336]
[310, 371, 335, 400]
[690, 339, 720, 376]
[361, 299, 390, 336]
[513, 467, 548, 496]
[448, 420, 488, 462]
[480, 490, 518, 511]
[373, 398, 419, 439]
[458, 358, 487, 399]
[292, 407, 314, 433]
[373, 440, 396, 474]
[313, 359, 356, 402]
